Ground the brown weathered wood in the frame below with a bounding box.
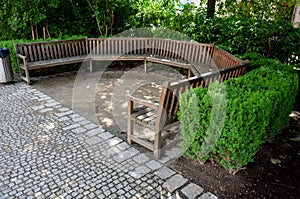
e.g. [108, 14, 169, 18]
[126, 63, 247, 158]
[15, 37, 247, 86]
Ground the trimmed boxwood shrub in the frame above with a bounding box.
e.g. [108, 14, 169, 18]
[178, 58, 298, 174]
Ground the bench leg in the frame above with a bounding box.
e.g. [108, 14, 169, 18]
[25, 68, 30, 84]
[18, 67, 23, 82]
[127, 100, 133, 144]
[89, 59, 93, 73]
[144, 59, 147, 73]
[154, 130, 162, 159]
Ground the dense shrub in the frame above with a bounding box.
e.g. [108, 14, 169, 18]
[211, 17, 300, 66]
[178, 58, 298, 173]
[169, 15, 300, 66]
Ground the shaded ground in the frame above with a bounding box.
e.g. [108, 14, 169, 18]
[30, 64, 299, 198]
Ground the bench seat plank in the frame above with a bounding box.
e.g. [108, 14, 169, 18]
[19, 55, 86, 70]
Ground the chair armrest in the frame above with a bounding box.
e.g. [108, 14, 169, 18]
[126, 94, 159, 110]
[16, 54, 27, 60]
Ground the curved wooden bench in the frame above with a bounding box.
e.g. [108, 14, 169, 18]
[14, 37, 244, 84]
[14, 37, 248, 159]
[127, 63, 247, 159]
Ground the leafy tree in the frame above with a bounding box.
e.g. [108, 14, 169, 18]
[207, 0, 216, 18]
[128, 0, 179, 28]
[86, 0, 131, 37]
[219, 0, 299, 21]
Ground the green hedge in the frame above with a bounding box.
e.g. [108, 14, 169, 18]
[178, 58, 299, 173]
[171, 16, 300, 66]
[0, 35, 85, 74]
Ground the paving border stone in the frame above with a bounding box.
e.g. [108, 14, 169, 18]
[162, 174, 188, 193]
[181, 183, 204, 199]
[154, 166, 176, 179]
[198, 192, 218, 199]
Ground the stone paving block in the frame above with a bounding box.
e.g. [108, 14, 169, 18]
[181, 183, 204, 199]
[31, 105, 45, 111]
[86, 136, 102, 145]
[57, 116, 69, 122]
[44, 102, 60, 107]
[84, 123, 98, 130]
[129, 166, 151, 179]
[62, 123, 81, 131]
[162, 174, 188, 193]
[113, 148, 139, 163]
[102, 146, 122, 158]
[55, 110, 74, 117]
[72, 117, 86, 123]
[0, 84, 198, 199]
[40, 108, 53, 113]
[154, 167, 176, 179]
[106, 137, 122, 146]
[98, 131, 114, 140]
[133, 154, 150, 164]
[198, 192, 218, 199]
[159, 147, 183, 164]
[58, 107, 70, 112]
[116, 142, 130, 151]
[71, 127, 87, 134]
[145, 160, 163, 170]
[86, 128, 105, 137]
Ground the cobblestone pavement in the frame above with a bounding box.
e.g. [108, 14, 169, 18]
[0, 83, 217, 199]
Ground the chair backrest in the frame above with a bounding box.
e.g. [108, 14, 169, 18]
[14, 38, 87, 63]
[155, 62, 247, 131]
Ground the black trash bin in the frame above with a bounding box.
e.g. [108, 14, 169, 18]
[0, 48, 14, 83]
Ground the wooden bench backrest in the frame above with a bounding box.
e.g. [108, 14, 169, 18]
[211, 46, 243, 69]
[14, 37, 244, 72]
[156, 63, 247, 130]
[14, 38, 87, 63]
[86, 37, 153, 56]
[86, 38, 215, 64]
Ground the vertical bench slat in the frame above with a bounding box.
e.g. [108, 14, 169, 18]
[63, 43, 68, 57]
[78, 41, 83, 56]
[27, 45, 34, 62]
[66, 42, 71, 57]
[53, 43, 58, 59]
[173, 41, 178, 59]
[57, 43, 62, 59]
[134, 39, 137, 55]
[188, 43, 194, 62]
[49, 44, 55, 59]
[122, 39, 125, 55]
[32, 45, 39, 61]
[40, 44, 46, 60]
[74, 41, 79, 56]
[71, 42, 76, 56]
[23, 46, 29, 61]
[36, 44, 43, 61]
[60, 43, 66, 58]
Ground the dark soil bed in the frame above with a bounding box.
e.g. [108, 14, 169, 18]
[171, 73, 300, 199]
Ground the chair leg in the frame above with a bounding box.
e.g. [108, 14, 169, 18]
[127, 100, 133, 145]
[24, 68, 30, 84]
[127, 119, 133, 145]
[153, 130, 162, 159]
[89, 59, 93, 73]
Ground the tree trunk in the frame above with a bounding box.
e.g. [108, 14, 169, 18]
[207, 0, 216, 18]
[35, 25, 39, 40]
[31, 22, 35, 40]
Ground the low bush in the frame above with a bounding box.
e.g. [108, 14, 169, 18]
[178, 58, 298, 173]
